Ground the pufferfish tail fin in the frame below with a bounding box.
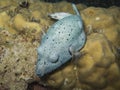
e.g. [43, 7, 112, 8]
[72, 3, 80, 16]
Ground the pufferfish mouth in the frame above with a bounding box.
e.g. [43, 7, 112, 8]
[36, 62, 46, 77]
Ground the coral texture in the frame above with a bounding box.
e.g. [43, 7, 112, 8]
[0, 0, 120, 90]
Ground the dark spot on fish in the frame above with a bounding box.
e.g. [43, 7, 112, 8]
[82, 38, 84, 41]
[44, 61, 46, 65]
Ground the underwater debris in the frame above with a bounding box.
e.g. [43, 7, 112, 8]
[19, 0, 30, 8]
[27, 81, 54, 90]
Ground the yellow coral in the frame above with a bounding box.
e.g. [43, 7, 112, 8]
[0, 1, 120, 90]
[82, 7, 120, 47]
[13, 14, 42, 32]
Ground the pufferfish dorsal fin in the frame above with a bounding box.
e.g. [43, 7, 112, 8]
[48, 12, 72, 20]
[48, 3, 80, 20]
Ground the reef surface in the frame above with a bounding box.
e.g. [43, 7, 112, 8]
[0, 0, 120, 90]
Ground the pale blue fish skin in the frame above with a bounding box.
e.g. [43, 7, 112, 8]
[36, 5, 86, 77]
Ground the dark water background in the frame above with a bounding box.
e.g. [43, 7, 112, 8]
[41, 0, 120, 7]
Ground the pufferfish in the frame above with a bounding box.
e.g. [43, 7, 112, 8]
[36, 3, 86, 77]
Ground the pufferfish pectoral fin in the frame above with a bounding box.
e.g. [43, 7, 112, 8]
[48, 12, 72, 20]
[69, 45, 86, 64]
[69, 45, 80, 57]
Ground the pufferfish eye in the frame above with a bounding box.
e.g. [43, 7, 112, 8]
[49, 54, 59, 63]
